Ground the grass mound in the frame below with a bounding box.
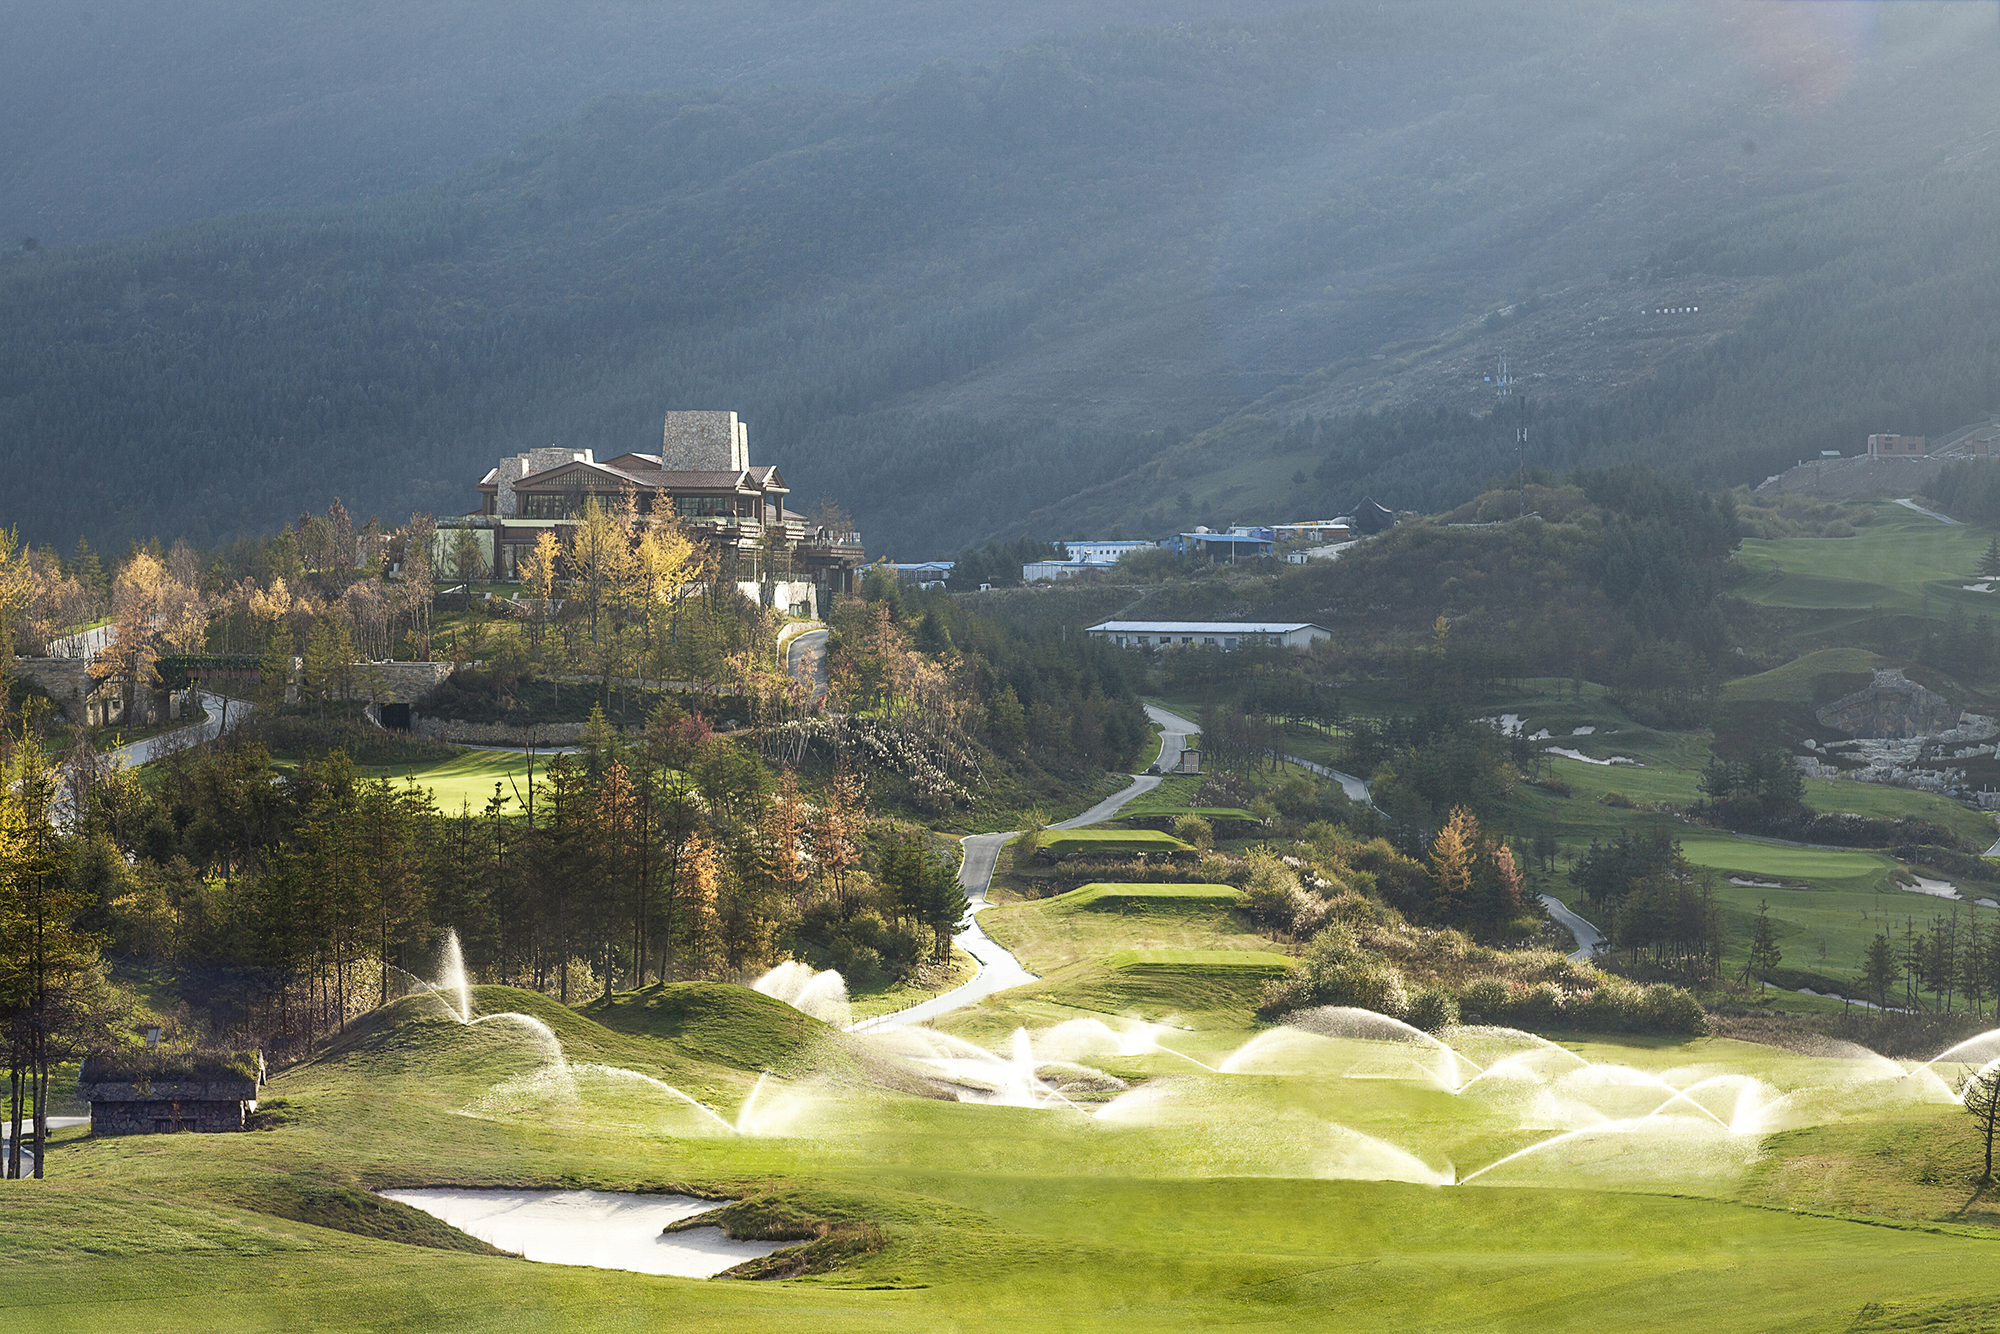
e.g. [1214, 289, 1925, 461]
[312, 985, 742, 1083]
[1105, 948, 1293, 973]
[1018, 953, 1288, 1022]
[1721, 648, 1884, 703]
[581, 982, 825, 1073]
[1050, 883, 1243, 912]
[215, 1174, 508, 1255]
[1039, 829, 1191, 856]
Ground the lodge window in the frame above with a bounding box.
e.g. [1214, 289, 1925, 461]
[520, 492, 584, 519]
[675, 495, 747, 518]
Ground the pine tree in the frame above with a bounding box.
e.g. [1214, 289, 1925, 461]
[1860, 932, 1901, 1009]
[1746, 900, 1782, 994]
[1980, 535, 2000, 578]
[1960, 917, 1989, 1020]
[301, 615, 357, 719]
[256, 627, 294, 713]
[1963, 1064, 2000, 1182]
[69, 537, 106, 614]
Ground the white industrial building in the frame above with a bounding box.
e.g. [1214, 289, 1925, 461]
[1086, 621, 1332, 651]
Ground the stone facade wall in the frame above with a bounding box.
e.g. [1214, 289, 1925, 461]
[493, 447, 593, 517]
[86, 1098, 249, 1134]
[11, 657, 92, 716]
[660, 410, 748, 472]
[733, 578, 817, 619]
[80, 1077, 259, 1134]
[367, 660, 456, 704]
[413, 718, 590, 746]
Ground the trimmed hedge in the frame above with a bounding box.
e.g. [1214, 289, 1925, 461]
[1051, 882, 1243, 912]
[1037, 829, 1192, 858]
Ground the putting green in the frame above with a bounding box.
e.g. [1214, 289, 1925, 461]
[345, 750, 548, 816]
[1737, 510, 1996, 614]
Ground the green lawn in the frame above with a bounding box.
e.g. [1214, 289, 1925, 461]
[282, 749, 548, 816]
[19, 978, 2000, 1332]
[1103, 946, 1292, 971]
[1114, 775, 1253, 822]
[1737, 508, 1996, 612]
[981, 879, 1270, 976]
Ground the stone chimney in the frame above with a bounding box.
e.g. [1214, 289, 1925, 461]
[494, 446, 593, 516]
[661, 411, 749, 472]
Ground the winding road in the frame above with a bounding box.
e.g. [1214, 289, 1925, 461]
[781, 624, 830, 702]
[52, 692, 254, 827]
[104, 691, 254, 771]
[1278, 751, 1374, 807]
[849, 701, 1589, 1028]
[849, 727, 1170, 1033]
[1539, 894, 1603, 962]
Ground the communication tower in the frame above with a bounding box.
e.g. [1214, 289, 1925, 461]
[1488, 354, 1527, 518]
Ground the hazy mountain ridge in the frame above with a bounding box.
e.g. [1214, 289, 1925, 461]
[7, 3, 2000, 555]
[0, 0, 1303, 245]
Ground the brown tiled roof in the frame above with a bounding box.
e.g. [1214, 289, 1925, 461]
[515, 461, 754, 490]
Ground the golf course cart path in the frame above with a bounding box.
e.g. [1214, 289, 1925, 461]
[108, 691, 254, 771]
[1894, 497, 1963, 526]
[849, 745, 1168, 1032]
[1280, 752, 1373, 806]
[1144, 700, 1374, 805]
[781, 622, 830, 702]
[1540, 894, 1603, 962]
[1145, 702, 1197, 769]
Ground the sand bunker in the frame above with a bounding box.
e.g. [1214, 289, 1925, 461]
[1544, 747, 1642, 766]
[379, 1188, 785, 1278]
[1899, 876, 1960, 901]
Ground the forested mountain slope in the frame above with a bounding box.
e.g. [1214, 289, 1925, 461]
[0, 0, 1296, 245]
[6, 2, 2000, 555]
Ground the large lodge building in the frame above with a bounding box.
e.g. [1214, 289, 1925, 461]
[438, 410, 867, 618]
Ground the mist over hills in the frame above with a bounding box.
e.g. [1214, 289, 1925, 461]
[0, 0, 1298, 246]
[7, 1, 2000, 557]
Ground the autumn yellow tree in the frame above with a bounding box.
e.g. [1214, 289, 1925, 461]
[566, 498, 633, 682]
[634, 519, 702, 671]
[0, 530, 30, 657]
[811, 768, 867, 914]
[1429, 806, 1478, 923]
[92, 553, 164, 727]
[519, 529, 561, 656]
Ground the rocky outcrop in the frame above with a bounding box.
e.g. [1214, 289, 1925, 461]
[1815, 669, 1994, 740]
